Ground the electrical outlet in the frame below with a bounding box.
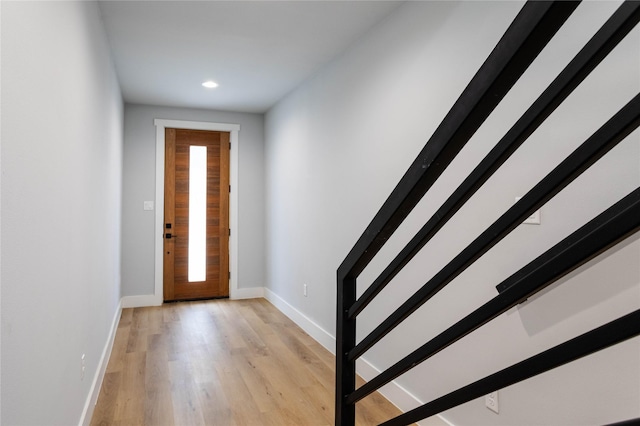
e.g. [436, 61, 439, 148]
[486, 391, 499, 414]
[303, 284, 308, 297]
[81, 354, 86, 380]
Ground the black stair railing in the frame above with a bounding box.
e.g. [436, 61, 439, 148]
[335, 1, 640, 425]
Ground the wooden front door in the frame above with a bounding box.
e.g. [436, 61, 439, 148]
[163, 128, 230, 301]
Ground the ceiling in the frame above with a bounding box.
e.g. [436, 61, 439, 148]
[98, 1, 404, 113]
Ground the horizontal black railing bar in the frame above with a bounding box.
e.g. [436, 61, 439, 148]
[335, 4, 581, 423]
[496, 190, 640, 293]
[606, 419, 640, 426]
[380, 309, 640, 426]
[348, 93, 640, 362]
[347, 0, 640, 320]
[336, 1, 580, 282]
[347, 187, 640, 404]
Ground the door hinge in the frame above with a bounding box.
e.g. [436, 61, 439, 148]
[228, 271, 231, 279]
[229, 185, 231, 193]
[229, 228, 231, 236]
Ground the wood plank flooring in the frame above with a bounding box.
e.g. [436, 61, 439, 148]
[91, 298, 408, 425]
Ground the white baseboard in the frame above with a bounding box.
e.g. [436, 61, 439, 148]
[231, 286, 264, 300]
[356, 358, 452, 426]
[262, 288, 451, 426]
[120, 287, 264, 307]
[121, 294, 160, 308]
[263, 287, 335, 352]
[79, 300, 122, 426]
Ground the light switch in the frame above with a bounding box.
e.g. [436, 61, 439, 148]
[143, 201, 154, 211]
[515, 197, 540, 225]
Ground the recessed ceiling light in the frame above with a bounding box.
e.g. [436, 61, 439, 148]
[202, 80, 218, 89]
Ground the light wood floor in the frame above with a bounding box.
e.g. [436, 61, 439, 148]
[90, 298, 408, 425]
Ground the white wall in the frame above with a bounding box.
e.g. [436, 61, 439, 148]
[1, 1, 123, 424]
[121, 104, 265, 297]
[265, 1, 640, 424]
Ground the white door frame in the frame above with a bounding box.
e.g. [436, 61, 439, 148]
[153, 119, 240, 304]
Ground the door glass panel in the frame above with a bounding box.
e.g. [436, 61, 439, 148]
[188, 145, 207, 282]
